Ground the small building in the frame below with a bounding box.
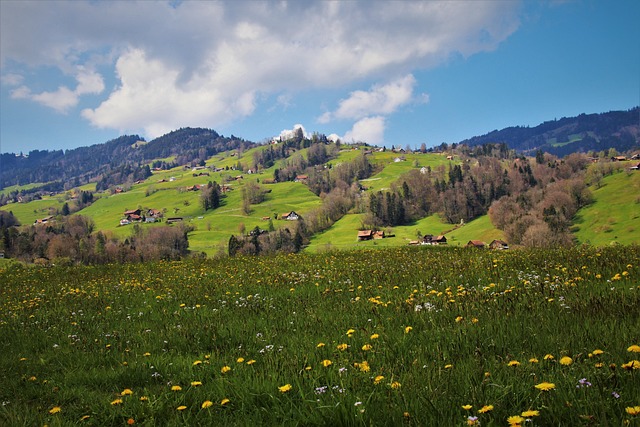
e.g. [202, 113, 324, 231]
[467, 240, 486, 248]
[373, 230, 385, 239]
[166, 217, 183, 224]
[119, 219, 130, 226]
[489, 239, 509, 250]
[432, 235, 447, 245]
[611, 156, 627, 162]
[295, 175, 308, 182]
[281, 211, 300, 221]
[34, 216, 54, 225]
[124, 209, 141, 217]
[357, 230, 374, 241]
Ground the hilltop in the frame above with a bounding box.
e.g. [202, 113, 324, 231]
[459, 107, 639, 156]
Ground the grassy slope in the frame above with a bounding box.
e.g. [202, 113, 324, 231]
[3, 146, 638, 255]
[573, 170, 640, 246]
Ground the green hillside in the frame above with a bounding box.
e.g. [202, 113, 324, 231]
[2, 143, 639, 257]
[573, 170, 640, 246]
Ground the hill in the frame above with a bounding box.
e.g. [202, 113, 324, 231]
[459, 107, 640, 156]
[0, 128, 255, 190]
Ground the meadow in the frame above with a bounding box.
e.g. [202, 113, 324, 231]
[1, 245, 639, 426]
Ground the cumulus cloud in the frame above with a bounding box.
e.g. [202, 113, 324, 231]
[1, 1, 521, 137]
[319, 75, 423, 123]
[276, 124, 308, 141]
[343, 116, 386, 145]
[11, 68, 104, 113]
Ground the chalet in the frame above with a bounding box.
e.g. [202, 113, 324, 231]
[467, 240, 486, 248]
[357, 230, 374, 241]
[432, 235, 447, 245]
[631, 154, 640, 160]
[186, 185, 201, 191]
[124, 209, 141, 217]
[166, 217, 183, 224]
[611, 156, 627, 162]
[489, 239, 509, 250]
[373, 230, 385, 239]
[295, 175, 308, 182]
[34, 216, 54, 225]
[630, 162, 640, 171]
[422, 234, 447, 245]
[147, 209, 163, 218]
[281, 211, 300, 221]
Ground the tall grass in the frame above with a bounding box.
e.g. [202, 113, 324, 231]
[1, 245, 639, 425]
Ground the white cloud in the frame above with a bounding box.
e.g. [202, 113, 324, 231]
[321, 75, 421, 123]
[11, 68, 104, 113]
[1, 73, 23, 86]
[1, 1, 521, 137]
[276, 124, 307, 141]
[343, 116, 386, 145]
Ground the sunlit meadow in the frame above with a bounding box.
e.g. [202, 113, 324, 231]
[1, 245, 639, 426]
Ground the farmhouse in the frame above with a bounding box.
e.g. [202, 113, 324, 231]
[489, 239, 509, 250]
[357, 230, 374, 241]
[124, 209, 141, 217]
[34, 216, 54, 225]
[373, 230, 385, 239]
[422, 234, 447, 245]
[281, 211, 300, 221]
[295, 175, 308, 182]
[166, 217, 183, 224]
[467, 240, 486, 248]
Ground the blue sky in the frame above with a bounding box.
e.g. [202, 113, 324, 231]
[1, 0, 638, 154]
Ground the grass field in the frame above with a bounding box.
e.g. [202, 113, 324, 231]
[1, 246, 639, 425]
[573, 170, 640, 246]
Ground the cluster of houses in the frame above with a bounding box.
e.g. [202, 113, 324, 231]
[357, 230, 387, 241]
[467, 239, 509, 249]
[120, 208, 163, 226]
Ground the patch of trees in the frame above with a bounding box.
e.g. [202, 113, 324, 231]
[228, 224, 304, 256]
[1, 215, 192, 264]
[200, 181, 222, 211]
[96, 164, 152, 191]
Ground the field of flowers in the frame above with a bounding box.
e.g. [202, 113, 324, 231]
[1, 246, 639, 426]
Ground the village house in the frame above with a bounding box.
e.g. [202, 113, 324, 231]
[373, 230, 385, 239]
[489, 239, 509, 250]
[295, 175, 308, 183]
[467, 240, 486, 248]
[357, 230, 374, 241]
[422, 234, 447, 245]
[34, 216, 54, 225]
[281, 211, 300, 221]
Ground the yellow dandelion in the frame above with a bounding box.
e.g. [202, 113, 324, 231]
[628, 345, 640, 353]
[111, 398, 123, 405]
[478, 405, 494, 414]
[370, 333, 379, 340]
[462, 404, 473, 410]
[246, 359, 256, 365]
[592, 349, 604, 356]
[81, 415, 91, 420]
[404, 326, 413, 334]
[508, 360, 520, 367]
[346, 329, 355, 336]
[362, 344, 372, 351]
[374, 375, 384, 384]
[521, 410, 540, 417]
[543, 354, 554, 360]
[143, 352, 151, 357]
[176, 405, 187, 411]
[139, 396, 149, 402]
[127, 418, 135, 425]
[191, 381, 202, 387]
[534, 382, 555, 391]
[455, 316, 464, 323]
[316, 342, 326, 348]
[507, 415, 525, 426]
[28, 376, 37, 381]
[278, 383, 292, 393]
[171, 385, 182, 391]
[337, 343, 348, 351]
[559, 356, 573, 366]
[444, 364, 453, 369]
[201, 400, 213, 409]
[221, 365, 231, 374]
[220, 398, 230, 406]
[322, 359, 332, 367]
[390, 381, 401, 389]
[625, 406, 640, 416]
[49, 406, 61, 414]
[121, 388, 133, 396]
[236, 357, 244, 363]
[594, 362, 604, 368]
[358, 361, 371, 372]
[529, 358, 539, 363]
[192, 360, 202, 366]
[622, 360, 640, 370]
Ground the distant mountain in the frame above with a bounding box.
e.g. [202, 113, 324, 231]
[459, 107, 640, 156]
[0, 128, 255, 190]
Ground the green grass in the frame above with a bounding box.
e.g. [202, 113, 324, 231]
[573, 170, 640, 246]
[1, 246, 639, 425]
[0, 182, 50, 196]
[445, 215, 505, 247]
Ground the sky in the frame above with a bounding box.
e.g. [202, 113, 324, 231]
[1, 0, 639, 155]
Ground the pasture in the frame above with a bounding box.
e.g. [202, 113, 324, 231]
[1, 245, 639, 425]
